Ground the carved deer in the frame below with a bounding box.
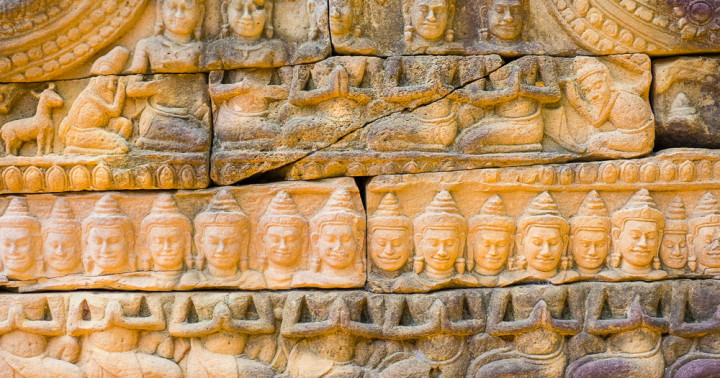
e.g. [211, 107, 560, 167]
[0, 83, 63, 156]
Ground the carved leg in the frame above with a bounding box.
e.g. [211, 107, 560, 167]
[136, 353, 182, 378]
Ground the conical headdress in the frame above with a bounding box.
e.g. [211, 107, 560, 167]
[44, 198, 79, 234]
[311, 189, 364, 231]
[0, 197, 40, 230]
[611, 189, 665, 230]
[689, 192, 720, 233]
[194, 189, 249, 229]
[369, 193, 410, 231]
[570, 191, 610, 233]
[258, 191, 308, 231]
[518, 192, 568, 235]
[413, 190, 466, 234]
[665, 196, 688, 234]
[469, 194, 514, 232]
[141, 194, 191, 231]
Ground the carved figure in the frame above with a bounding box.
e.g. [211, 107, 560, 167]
[169, 294, 276, 377]
[59, 47, 133, 155]
[257, 191, 308, 289]
[139, 194, 192, 274]
[68, 296, 182, 377]
[0, 84, 63, 156]
[192, 190, 265, 287]
[452, 56, 561, 154]
[293, 189, 365, 287]
[128, 0, 206, 73]
[81, 195, 135, 277]
[660, 196, 692, 273]
[0, 197, 42, 280]
[688, 192, 720, 275]
[295, 0, 332, 62]
[400, 0, 463, 53]
[605, 189, 666, 280]
[569, 191, 610, 277]
[369, 193, 412, 274]
[204, 0, 288, 69]
[328, 0, 377, 54]
[562, 56, 654, 157]
[43, 199, 82, 278]
[209, 69, 287, 152]
[473, 0, 542, 53]
[467, 195, 515, 284]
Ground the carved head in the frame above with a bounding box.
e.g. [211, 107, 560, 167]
[258, 191, 308, 270]
[611, 189, 664, 274]
[574, 57, 612, 105]
[688, 192, 720, 270]
[42, 199, 82, 277]
[82, 195, 135, 276]
[569, 191, 610, 274]
[140, 194, 192, 272]
[329, 0, 361, 36]
[156, 0, 205, 40]
[221, 0, 274, 39]
[468, 195, 514, 275]
[403, 0, 455, 42]
[482, 0, 525, 41]
[0, 197, 42, 280]
[310, 189, 365, 273]
[194, 190, 250, 277]
[517, 192, 568, 278]
[369, 193, 412, 272]
[661, 196, 689, 270]
[90, 46, 130, 76]
[413, 190, 466, 279]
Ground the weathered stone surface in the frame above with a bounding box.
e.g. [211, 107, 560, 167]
[0, 177, 365, 290]
[366, 148, 720, 292]
[0, 0, 331, 83]
[283, 53, 653, 181]
[0, 74, 210, 193]
[0, 280, 715, 376]
[653, 56, 720, 150]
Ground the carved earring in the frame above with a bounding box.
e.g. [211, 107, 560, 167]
[610, 251, 621, 268]
[404, 25, 414, 42]
[652, 255, 661, 270]
[455, 258, 465, 274]
[413, 256, 424, 274]
[688, 254, 697, 271]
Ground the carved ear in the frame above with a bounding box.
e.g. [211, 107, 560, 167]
[184, 232, 193, 270]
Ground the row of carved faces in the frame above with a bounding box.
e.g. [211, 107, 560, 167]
[0, 190, 364, 285]
[369, 190, 720, 281]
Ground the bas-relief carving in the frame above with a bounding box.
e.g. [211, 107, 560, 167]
[0, 72, 211, 193]
[286, 54, 652, 181]
[0, 281, 717, 377]
[366, 149, 720, 292]
[0, 177, 365, 291]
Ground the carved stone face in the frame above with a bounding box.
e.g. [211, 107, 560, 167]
[0, 227, 35, 273]
[419, 227, 460, 273]
[579, 72, 610, 105]
[228, 0, 268, 38]
[692, 225, 720, 269]
[488, 0, 523, 40]
[522, 225, 564, 273]
[329, 0, 353, 35]
[369, 227, 411, 272]
[264, 225, 303, 267]
[201, 225, 243, 271]
[471, 228, 511, 273]
[317, 224, 358, 270]
[87, 226, 128, 273]
[410, 0, 449, 40]
[660, 232, 688, 269]
[148, 225, 186, 270]
[615, 220, 660, 270]
[162, 0, 203, 37]
[571, 229, 608, 271]
[44, 231, 80, 274]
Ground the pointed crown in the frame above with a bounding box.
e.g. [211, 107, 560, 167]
[369, 192, 411, 231]
[258, 191, 308, 231]
[689, 192, 720, 233]
[311, 188, 364, 234]
[611, 189, 665, 230]
[0, 197, 40, 231]
[570, 191, 610, 233]
[194, 189, 249, 230]
[665, 196, 688, 233]
[469, 194, 514, 232]
[518, 192, 569, 235]
[43, 199, 80, 234]
[141, 194, 192, 233]
[413, 190, 466, 234]
[82, 195, 133, 232]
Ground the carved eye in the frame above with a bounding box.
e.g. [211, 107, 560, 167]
[391, 239, 401, 247]
[663, 240, 674, 248]
[446, 240, 455, 247]
[679, 242, 687, 248]
[582, 242, 590, 248]
[420, 5, 429, 13]
[510, 5, 522, 14]
[532, 238, 542, 246]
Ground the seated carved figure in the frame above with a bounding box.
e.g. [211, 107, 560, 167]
[468, 287, 581, 377]
[59, 47, 133, 155]
[0, 298, 82, 378]
[204, 0, 288, 69]
[293, 189, 365, 287]
[257, 191, 308, 289]
[169, 294, 276, 377]
[368, 192, 413, 289]
[452, 56, 561, 154]
[688, 192, 720, 275]
[0, 197, 42, 280]
[190, 190, 264, 288]
[467, 194, 516, 285]
[400, 0, 463, 53]
[128, 0, 206, 73]
[512, 192, 576, 283]
[82, 195, 136, 277]
[472, 0, 543, 53]
[328, 0, 377, 54]
[68, 296, 182, 378]
[43, 199, 82, 278]
[562, 56, 654, 158]
[601, 189, 667, 280]
[661, 196, 692, 274]
[209, 69, 287, 152]
[569, 191, 611, 278]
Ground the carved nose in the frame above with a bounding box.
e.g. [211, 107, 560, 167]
[637, 235, 648, 248]
[242, 5, 252, 19]
[539, 243, 551, 257]
[502, 9, 514, 23]
[436, 245, 447, 257]
[586, 244, 596, 257]
[488, 244, 498, 256]
[54, 245, 67, 257]
[381, 243, 393, 257]
[426, 9, 436, 21]
[671, 245, 682, 256]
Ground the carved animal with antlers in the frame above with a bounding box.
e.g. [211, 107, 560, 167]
[0, 84, 63, 156]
